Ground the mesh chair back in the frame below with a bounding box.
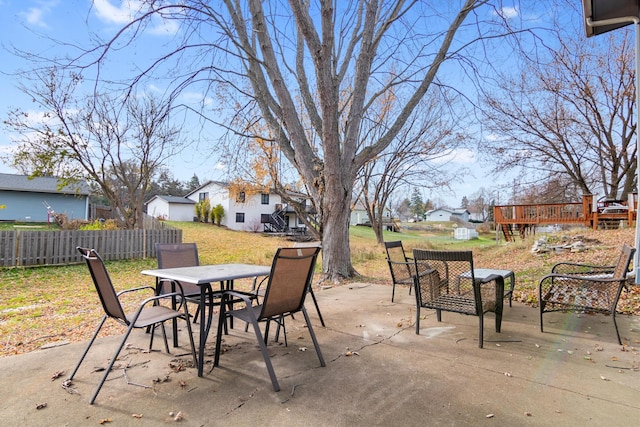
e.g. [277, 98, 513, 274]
[155, 243, 201, 296]
[77, 247, 127, 322]
[385, 241, 408, 263]
[612, 244, 634, 279]
[260, 247, 320, 319]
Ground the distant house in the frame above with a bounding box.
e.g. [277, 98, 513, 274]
[147, 181, 312, 233]
[0, 173, 90, 222]
[145, 195, 196, 222]
[350, 202, 392, 226]
[424, 208, 470, 223]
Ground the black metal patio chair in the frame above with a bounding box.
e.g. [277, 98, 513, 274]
[412, 249, 504, 348]
[68, 247, 197, 404]
[214, 246, 325, 392]
[539, 244, 635, 344]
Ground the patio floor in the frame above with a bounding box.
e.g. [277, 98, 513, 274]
[1, 283, 639, 426]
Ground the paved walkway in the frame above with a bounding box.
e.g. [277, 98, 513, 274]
[1, 283, 639, 426]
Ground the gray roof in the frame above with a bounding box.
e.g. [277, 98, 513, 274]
[0, 173, 91, 195]
[146, 195, 195, 205]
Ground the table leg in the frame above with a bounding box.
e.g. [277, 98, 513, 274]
[171, 280, 178, 348]
[198, 286, 206, 377]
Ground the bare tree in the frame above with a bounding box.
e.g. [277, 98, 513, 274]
[354, 94, 465, 244]
[55, 0, 521, 280]
[481, 26, 636, 201]
[3, 69, 181, 229]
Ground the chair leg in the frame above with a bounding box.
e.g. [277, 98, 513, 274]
[478, 313, 484, 349]
[181, 303, 198, 367]
[89, 324, 136, 404]
[249, 315, 280, 392]
[308, 287, 325, 327]
[415, 307, 421, 334]
[613, 311, 622, 345]
[159, 322, 170, 353]
[301, 307, 325, 367]
[68, 316, 107, 381]
[391, 282, 396, 302]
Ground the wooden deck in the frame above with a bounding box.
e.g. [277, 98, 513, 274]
[494, 195, 637, 241]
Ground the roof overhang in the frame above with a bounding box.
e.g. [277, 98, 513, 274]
[582, 0, 639, 37]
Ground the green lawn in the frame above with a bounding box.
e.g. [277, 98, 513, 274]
[0, 221, 636, 357]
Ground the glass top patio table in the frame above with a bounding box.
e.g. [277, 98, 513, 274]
[141, 264, 271, 376]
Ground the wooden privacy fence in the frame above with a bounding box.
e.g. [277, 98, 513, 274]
[0, 228, 182, 267]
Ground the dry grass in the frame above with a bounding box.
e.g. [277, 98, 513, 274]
[0, 222, 638, 357]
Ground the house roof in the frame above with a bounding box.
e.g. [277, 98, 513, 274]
[426, 208, 469, 215]
[185, 180, 227, 198]
[185, 180, 310, 200]
[145, 195, 195, 205]
[0, 173, 91, 195]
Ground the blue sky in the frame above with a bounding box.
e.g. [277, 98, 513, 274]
[0, 1, 225, 185]
[0, 1, 560, 208]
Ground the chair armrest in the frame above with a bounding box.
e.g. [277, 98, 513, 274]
[222, 289, 256, 307]
[551, 262, 614, 275]
[116, 285, 156, 297]
[476, 274, 505, 302]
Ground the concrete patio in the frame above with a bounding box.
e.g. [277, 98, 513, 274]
[1, 283, 639, 426]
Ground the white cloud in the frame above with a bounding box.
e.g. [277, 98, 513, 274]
[493, 6, 519, 20]
[93, 0, 140, 25]
[432, 148, 477, 165]
[93, 0, 179, 35]
[181, 91, 214, 106]
[20, 1, 59, 29]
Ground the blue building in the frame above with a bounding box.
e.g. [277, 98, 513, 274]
[0, 173, 90, 222]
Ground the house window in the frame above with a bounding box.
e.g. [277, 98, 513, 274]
[261, 193, 269, 205]
[261, 214, 270, 223]
[236, 213, 245, 223]
[199, 192, 208, 202]
[236, 191, 246, 203]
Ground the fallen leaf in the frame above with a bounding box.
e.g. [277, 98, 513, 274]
[36, 403, 47, 410]
[132, 414, 143, 419]
[486, 414, 495, 418]
[298, 347, 308, 352]
[611, 357, 618, 361]
[524, 411, 532, 416]
[600, 375, 609, 381]
[99, 418, 112, 424]
[504, 372, 512, 377]
[51, 370, 64, 381]
[174, 411, 184, 421]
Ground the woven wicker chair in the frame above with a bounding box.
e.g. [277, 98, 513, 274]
[539, 244, 635, 344]
[412, 249, 504, 348]
[385, 241, 417, 302]
[214, 246, 325, 392]
[69, 247, 197, 404]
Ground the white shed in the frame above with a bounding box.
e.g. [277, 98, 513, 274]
[145, 195, 196, 222]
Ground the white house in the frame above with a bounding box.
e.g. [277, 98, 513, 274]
[424, 208, 470, 222]
[350, 201, 392, 226]
[145, 195, 196, 222]
[149, 181, 312, 233]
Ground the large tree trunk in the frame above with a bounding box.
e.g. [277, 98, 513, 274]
[320, 185, 356, 280]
